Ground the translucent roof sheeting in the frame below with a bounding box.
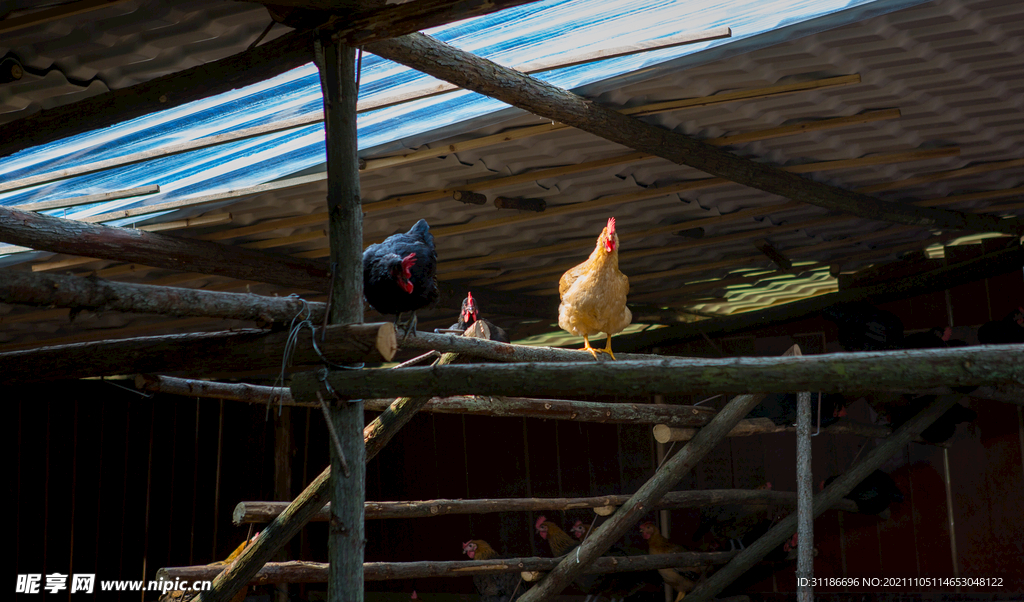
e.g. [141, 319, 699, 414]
[0, 0, 913, 245]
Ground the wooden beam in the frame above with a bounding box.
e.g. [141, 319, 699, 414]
[0, 270, 327, 322]
[161, 551, 740, 585]
[0, 0, 544, 160]
[233, 489, 872, 525]
[11, 185, 160, 211]
[197, 352, 460, 602]
[0, 206, 328, 291]
[685, 395, 963, 602]
[293, 345, 1024, 401]
[616, 242, 1024, 350]
[398, 330, 664, 363]
[365, 34, 1023, 236]
[0, 323, 396, 384]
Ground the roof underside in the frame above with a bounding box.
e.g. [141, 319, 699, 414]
[0, 0, 1021, 353]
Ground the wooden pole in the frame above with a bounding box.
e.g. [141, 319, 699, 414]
[653, 418, 928, 445]
[293, 345, 1024, 401]
[0, 270, 327, 323]
[795, 391, 813, 602]
[685, 394, 964, 602]
[364, 34, 1023, 236]
[516, 389, 773, 601]
[197, 352, 459, 602]
[161, 550, 741, 585]
[400, 330, 665, 363]
[136, 374, 1024, 411]
[232, 489, 873, 525]
[0, 323, 396, 384]
[0, 205, 329, 292]
[315, 31, 364, 602]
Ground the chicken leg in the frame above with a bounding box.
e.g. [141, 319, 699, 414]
[602, 333, 617, 360]
[395, 311, 418, 339]
[580, 336, 601, 360]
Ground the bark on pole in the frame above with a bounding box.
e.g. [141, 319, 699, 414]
[197, 351, 461, 602]
[315, 32, 364, 602]
[795, 391, 813, 602]
[0, 323, 396, 384]
[161, 550, 741, 585]
[0, 205, 329, 291]
[0, 270, 326, 322]
[232, 489, 872, 525]
[364, 33, 1023, 236]
[685, 394, 964, 602]
[292, 345, 1024, 401]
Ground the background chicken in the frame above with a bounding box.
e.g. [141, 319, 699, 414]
[558, 217, 631, 359]
[639, 522, 699, 602]
[446, 291, 510, 342]
[462, 539, 524, 602]
[746, 392, 848, 429]
[363, 219, 438, 337]
[535, 516, 656, 601]
[978, 306, 1024, 344]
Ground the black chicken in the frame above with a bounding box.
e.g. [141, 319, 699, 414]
[746, 392, 848, 429]
[363, 219, 438, 338]
[978, 306, 1024, 344]
[692, 482, 775, 551]
[823, 469, 904, 515]
[823, 301, 904, 351]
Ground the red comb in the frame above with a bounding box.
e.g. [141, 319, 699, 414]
[401, 252, 417, 269]
[535, 516, 548, 530]
[607, 217, 616, 236]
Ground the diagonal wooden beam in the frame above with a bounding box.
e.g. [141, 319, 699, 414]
[0, 0, 544, 159]
[364, 33, 1023, 236]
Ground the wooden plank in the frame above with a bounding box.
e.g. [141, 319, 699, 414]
[365, 34, 1022, 235]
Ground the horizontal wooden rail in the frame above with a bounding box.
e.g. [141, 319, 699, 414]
[233, 488, 871, 525]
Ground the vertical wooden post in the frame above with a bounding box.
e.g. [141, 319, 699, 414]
[273, 407, 293, 602]
[795, 390, 813, 602]
[315, 31, 365, 602]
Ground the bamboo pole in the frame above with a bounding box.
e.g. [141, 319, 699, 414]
[196, 352, 461, 602]
[232, 489, 874, 525]
[685, 394, 964, 602]
[365, 33, 1022, 236]
[0, 323, 396, 384]
[652, 418, 942, 448]
[162, 550, 741, 585]
[0, 271, 327, 323]
[293, 345, 1024, 402]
